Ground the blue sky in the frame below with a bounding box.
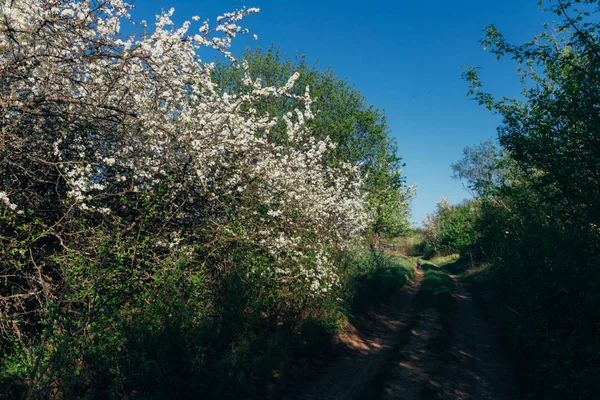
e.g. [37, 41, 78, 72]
[131, 0, 552, 226]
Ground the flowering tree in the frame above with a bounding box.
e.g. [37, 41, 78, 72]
[213, 47, 414, 250]
[0, 0, 368, 394]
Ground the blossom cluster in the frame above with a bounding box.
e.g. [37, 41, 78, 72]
[0, 0, 369, 294]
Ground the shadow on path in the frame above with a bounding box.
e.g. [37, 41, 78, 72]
[283, 270, 424, 400]
[432, 274, 519, 400]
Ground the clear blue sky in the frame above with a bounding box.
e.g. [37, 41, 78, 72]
[132, 0, 551, 226]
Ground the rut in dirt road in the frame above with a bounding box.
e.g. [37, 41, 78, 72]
[435, 274, 520, 400]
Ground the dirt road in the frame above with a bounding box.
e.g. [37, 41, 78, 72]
[285, 263, 520, 400]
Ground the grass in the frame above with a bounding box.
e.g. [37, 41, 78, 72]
[416, 263, 456, 312]
[349, 251, 415, 315]
[426, 253, 460, 267]
[385, 234, 425, 256]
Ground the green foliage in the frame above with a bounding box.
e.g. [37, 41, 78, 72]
[0, 219, 353, 398]
[384, 231, 424, 256]
[458, 2, 600, 398]
[422, 199, 480, 258]
[451, 139, 517, 198]
[0, 174, 341, 398]
[1, 3, 410, 396]
[0, 44, 413, 398]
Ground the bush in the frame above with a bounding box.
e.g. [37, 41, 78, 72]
[0, 2, 378, 397]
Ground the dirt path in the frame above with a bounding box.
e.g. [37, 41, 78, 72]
[285, 264, 520, 400]
[368, 306, 443, 400]
[434, 274, 520, 400]
[282, 270, 424, 400]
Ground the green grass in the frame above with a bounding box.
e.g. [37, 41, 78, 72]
[349, 251, 415, 315]
[416, 264, 456, 312]
[426, 253, 460, 267]
[384, 234, 425, 256]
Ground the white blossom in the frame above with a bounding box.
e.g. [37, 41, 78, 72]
[0, 0, 369, 296]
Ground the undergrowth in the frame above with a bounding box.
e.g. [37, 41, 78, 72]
[0, 248, 415, 400]
[461, 258, 600, 400]
[347, 250, 415, 316]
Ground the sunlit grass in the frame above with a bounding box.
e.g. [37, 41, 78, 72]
[347, 251, 415, 315]
[384, 234, 424, 255]
[416, 264, 455, 312]
[427, 253, 460, 267]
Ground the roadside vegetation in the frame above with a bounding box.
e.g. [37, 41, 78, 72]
[347, 251, 415, 316]
[421, 2, 600, 398]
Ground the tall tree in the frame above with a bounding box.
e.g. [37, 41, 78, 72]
[464, 0, 600, 229]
